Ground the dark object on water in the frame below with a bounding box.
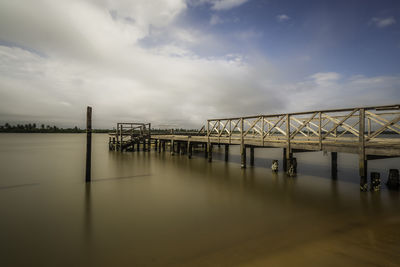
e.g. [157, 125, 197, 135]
[370, 172, 380, 192]
[287, 158, 297, 177]
[271, 160, 279, 172]
[386, 169, 400, 190]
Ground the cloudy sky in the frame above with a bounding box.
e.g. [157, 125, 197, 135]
[0, 0, 399, 128]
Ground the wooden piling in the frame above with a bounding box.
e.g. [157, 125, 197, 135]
[208, 143, 213, 162]
[224, 144, 229, 162]
[187, 139, 192, 159]
[148, 123, 151, 151]
[85, 106, 92, 183]
[241, 118, 246, 168]
[204, 143, 208, 158]
[241, 145, 246, 168]
[171, 140, 175, 155]
[177, 142, 181, 155]
[119, 124, 123, 152]
[331, 152, 337, 179]
[283, 148, 287, 171]
[359, 108, 368, 191]
[250, 146, 254, 166]
[285, 114, 292, 170]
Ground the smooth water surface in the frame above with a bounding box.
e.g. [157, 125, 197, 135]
[0, 133, 399, 266]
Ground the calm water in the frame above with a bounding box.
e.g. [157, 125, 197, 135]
[0, 133, 399, 266]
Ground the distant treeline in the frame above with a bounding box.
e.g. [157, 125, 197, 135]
[0, 123, 110, 133]
[0, 123, 200, 134]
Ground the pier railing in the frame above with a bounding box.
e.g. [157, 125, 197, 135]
[207, 105, 400, 148]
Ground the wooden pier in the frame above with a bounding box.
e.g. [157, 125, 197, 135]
[109, 104, 400, 190]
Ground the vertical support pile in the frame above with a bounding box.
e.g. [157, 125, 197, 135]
[85, 106, 92, 183]
[359, 108, 368, 191]
[250, 146, 255, 166]
[187, 138, 192, 159]
[331, 152, 337, 179]
[240, 118, 246, 168]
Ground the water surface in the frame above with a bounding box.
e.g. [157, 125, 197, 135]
[0, 133, 399, 266]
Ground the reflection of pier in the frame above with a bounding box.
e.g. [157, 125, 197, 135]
[108, 105, 400, 190]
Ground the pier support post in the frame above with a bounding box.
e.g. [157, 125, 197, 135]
[162, 141, 166, 151]
[240, 118, 246, 168]
[148, 123, 151, 151]
[241, 145, 246, 168]
[359, 108, 368, 191]
[331, 152, 337, 179]
[171, 140, 175, 156]
[177, 142, 181, 155]
[204, 143, 208, 158]
[224, 144, 229, 162]
[158, 140, 161, 153]
[143, 139, 146, 151]
[250, 146, 255, 166]
[283, 148, 287, 171]
[187, 140, 192, 159]
[85, 106, 92, 183]
[208, 143, 213, 162]
[154, 139, 158, 151]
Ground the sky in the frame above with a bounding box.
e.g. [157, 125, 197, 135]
[0, 0, 399, 129]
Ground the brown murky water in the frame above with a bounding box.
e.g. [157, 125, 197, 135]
[0, 133, 399, 266]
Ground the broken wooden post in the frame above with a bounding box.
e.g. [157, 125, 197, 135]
[371, 172, 381, 191]
[250, 146, 255, 166]
[331, 152, 337, 179]
[85, 106, 92, 183]
[359, 108, 368, 191]
[224, 144, 229, 162]
[287, 158, 297, 177]
[271, 160, 279, 172]
[387, 169, 400, 190]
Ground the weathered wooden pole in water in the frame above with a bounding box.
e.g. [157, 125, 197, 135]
[187, 138, 192, 159]
[359, 108, 368, 191]
[224, 144, 229, 162]
[250, 146, 255, 166]
[85, 106, 92, 183]
[240, 118, 246, 168]
[331, 152, 338, 179]
[285, 114, 292, 172]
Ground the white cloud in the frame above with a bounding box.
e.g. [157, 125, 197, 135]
[210, 14, 224, 25]
[370, 16, 396, 28]
[276, 14, 290, 22]
[309, 72, 341, 86]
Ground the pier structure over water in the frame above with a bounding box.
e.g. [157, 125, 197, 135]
[109, 104, 400, 190]
[109, 122, 151, 152]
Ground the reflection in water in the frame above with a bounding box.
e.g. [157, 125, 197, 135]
[0, 133, 399, 266]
